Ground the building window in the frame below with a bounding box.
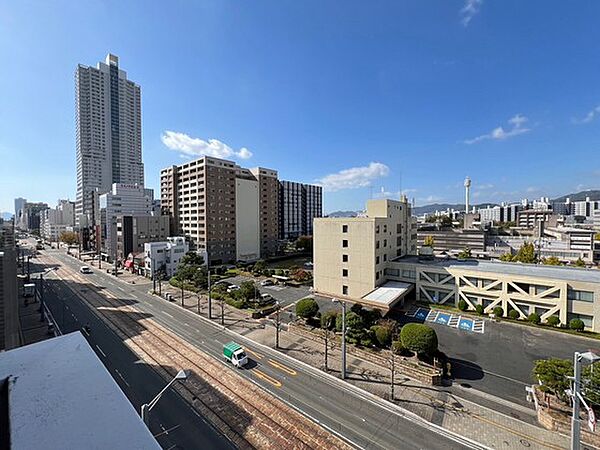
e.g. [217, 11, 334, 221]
[383, 225, 387, 233]
[376, 241, 379, 249]
[383, 239, 387, 248]
[567, 313, 593, 329]
[376, 271, 380, 280]
[342, 269, 348, 277]
[384, 254, 387, 262]
[568, 288, 594, 303]
[376, 256, 380, 264]
[342, 285, 348, 295]
[342, 254, 348, 262]
[342, 240, 348, 248]
[342, 224, 348, 233]
[376, 225, 380, 234]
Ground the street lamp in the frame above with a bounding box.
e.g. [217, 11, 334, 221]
[332, 298, 347, 380]
[569, 351, 600, 450]
[141, 369, 188, 426]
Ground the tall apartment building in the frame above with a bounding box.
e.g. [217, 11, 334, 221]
[160, 156, 280, 265]
[40, 200, 76, 241]
[313, 197, 416, 307]
[20, 202, 49, 232]
[75, 54, 144, 223]
[115, 215, 170, 261]
[0, 219, 19, 350]
[279, 180, 323, 240]
[99, 183, 154, 259]
[14, 198, 26, 227]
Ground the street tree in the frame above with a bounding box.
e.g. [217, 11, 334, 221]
[423, 235, 435, 247]
[532, 358, 572, 404]
[542, 256, 561, 266]
[400, 323, 438, 356]
[513, 242, 536, 263]
[59, 231, 79, 246]
[296, 298, 319, 319]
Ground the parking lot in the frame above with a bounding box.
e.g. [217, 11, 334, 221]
[223, 275, 312, 311]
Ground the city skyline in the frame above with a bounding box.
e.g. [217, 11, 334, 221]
[2, 1, 600, 213]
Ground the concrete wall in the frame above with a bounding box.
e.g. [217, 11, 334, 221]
[314, 218, 376, 300]
[235, 178, 260, 262]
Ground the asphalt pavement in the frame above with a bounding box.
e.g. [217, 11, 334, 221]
[46, 249, 476, 450]
[34, 259, 235, 450]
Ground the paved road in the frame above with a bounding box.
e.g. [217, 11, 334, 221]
[46, 249, 476, 450]
[32, 259, 235, 450]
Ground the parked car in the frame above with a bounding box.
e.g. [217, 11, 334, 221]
[304, 261, 314, 268]
[260, 279, 274, 286]
[227, 284, 240, 293]
[80, 266, 93, 274]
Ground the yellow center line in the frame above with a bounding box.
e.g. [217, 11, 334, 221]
[245, 347, 264, 360]
[268, 359, 297, 376]
[252, 369, 282, 388]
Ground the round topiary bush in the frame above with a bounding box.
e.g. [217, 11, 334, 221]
[400, 323, 438, 355]
[493, 306, 504, 317]
[391, 340, 412, 357]
[546, 315, 560, 327]
[527, 313, 541, 325]
[508, 309, 520, 320]
[372, 325, 392, 348]
[458, 299, 467, 311]
[570, 318, 585, 332]
[296, 298, 319, 319]
[475, 304, 484, 315]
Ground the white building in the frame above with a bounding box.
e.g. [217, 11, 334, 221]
[40, 200, 76, 241]
[75, 54, 144, 224]
[144, 237, 189, 278]
[572, 197, 600, 219]
[99, 183, 154, 259]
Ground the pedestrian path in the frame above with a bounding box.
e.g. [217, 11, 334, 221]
[405, 307, 485, 334]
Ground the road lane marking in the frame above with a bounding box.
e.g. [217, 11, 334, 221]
[252, 369, 282, 388]
[118, 286, 126, 292]
[95, 345, 107, 358]
[115, 369, 130, 387]
[268, 359, 297, 376]
[183, 322, 191, 328]
[245, 347, 264, 360]
[162, 311, 174, 318]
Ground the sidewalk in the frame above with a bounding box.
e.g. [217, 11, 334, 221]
[154, 281, 575, 450]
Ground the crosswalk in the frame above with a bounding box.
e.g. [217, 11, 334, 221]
[405, 306, 485, 334]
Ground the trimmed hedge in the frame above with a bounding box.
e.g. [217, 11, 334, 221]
[493, 306, 504, 317]
[528, 313, 541, 325]
[546, 315, 560, 327]
[458, 299, 467, 311]
[475, 304, 484, 315]
[372, 325, 392, 348]
[296, 298, 319, 319]
[508, 309, 520, 320]
[400, 323, 438, 355]
[570, 318, 585, 332]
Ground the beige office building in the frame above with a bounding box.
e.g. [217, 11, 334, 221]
[160, 156, 279, 265]
[314, 198, 600, 330]
[313, 197, 417, 310]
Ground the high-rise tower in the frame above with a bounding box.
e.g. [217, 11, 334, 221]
[75, 54, 144, 223]
[464, 176, 471, 215]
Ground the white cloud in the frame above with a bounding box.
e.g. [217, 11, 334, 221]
[460, 0, 483, 27]
[464, 114, 531, 144]
[374, 188, 418, 199]
[317, 162, 390, 192]
[573, 105, 600, 124]
[161, 131, 253, 160]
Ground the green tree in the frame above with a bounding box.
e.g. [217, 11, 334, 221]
[239, 281, 258, 300]
[457, 247, 472, 259]
[527, 313, 541, 325]
[295, 236, 313, 254]
[546, 316, 560, 327]
[372, 325, 392, 347]
[296, 298, 319, 319]
[542, 256, 562, 266]
[499, 253, 514, 262]
[512, 242, 536, 264]
[493, 306, 504, 317]
[423, 235, 435, 247]
[400, 323, 438, 355]
[569, 318, 585, 332]
[174, 252, 206, 290]
[532, 358, 572, 403]
[345, 311, 365, 344]
[439, 215, 452, 227]
[252, 260, 266, 274]
[59, 231, 79, 245]
[458, 299, 467, 311]
[595, 233, 600, 241]
[509, 309, 520, 320]
[573, 258, 586, 268]
[583, 363, 600, 406]
[320, 310, 337, 330]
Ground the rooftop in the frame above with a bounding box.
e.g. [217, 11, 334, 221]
[361, 281, 414, 310]
[392, 256, 600, 283]
[0, 332, 160, 450]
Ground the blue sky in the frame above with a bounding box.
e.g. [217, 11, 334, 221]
[1, 1, 599, 214]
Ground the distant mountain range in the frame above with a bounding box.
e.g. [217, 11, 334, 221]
[1, 212, 13, 221]
[325, 189, 600, 218]
[552, 189, 600, 203]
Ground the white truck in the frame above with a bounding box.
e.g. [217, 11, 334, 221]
[223, 342, 248, 368]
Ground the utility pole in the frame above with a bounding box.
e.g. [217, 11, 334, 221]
[181, 282, 184, 307]
[152, 259, 156, 294]
[220, 297, 224, 325]
[332, 298, 347, 379]
[207, 269, 212, 319]
[197, 292, 201, 315]
[275, 301, 281, 349]
[569, 351, 600, 450]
